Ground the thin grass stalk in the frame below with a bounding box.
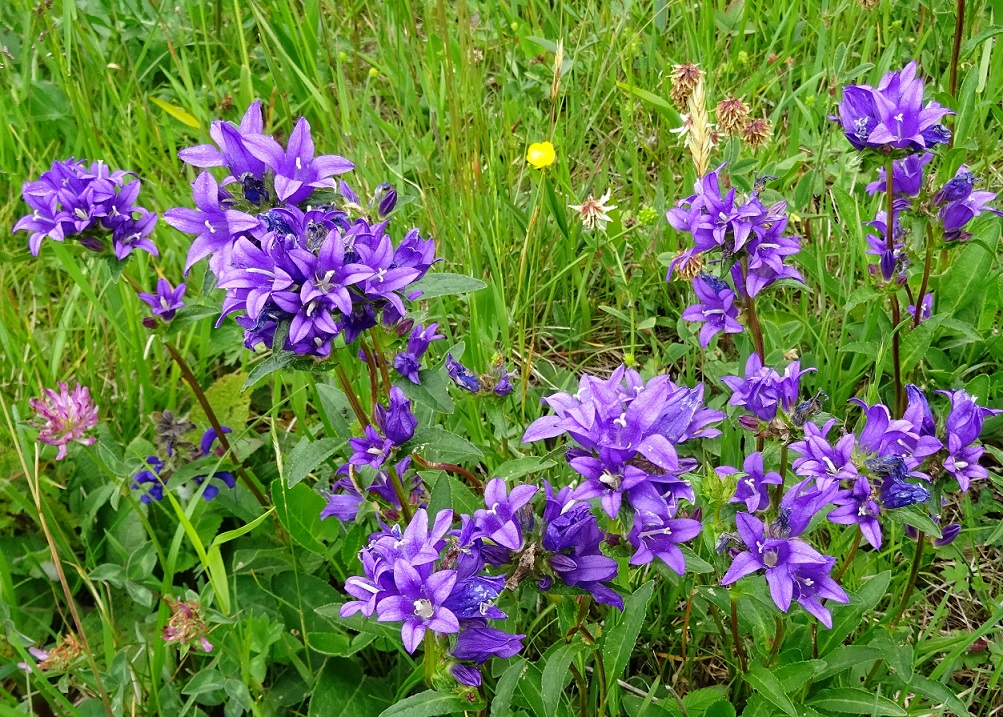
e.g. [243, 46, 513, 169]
[890, 532, 926, 627]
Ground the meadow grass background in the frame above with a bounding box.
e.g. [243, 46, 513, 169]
[2, 0, 1003, 714]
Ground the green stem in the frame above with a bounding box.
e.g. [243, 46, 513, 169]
[835, 528, 863, 582]
[368, 328, 393, 394]
[890, 532, 926, 627]
[766, 616, 785, 666]
[163, 341, 269, 508]
[359, 340, 383, 423]
[730, 597, 749, 673]
[949, 0, 965, 99]
[884, 157, 904, 417]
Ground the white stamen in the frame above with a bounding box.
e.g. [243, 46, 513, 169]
[413, 598, 434, 619]
[204, 220, 216, 234]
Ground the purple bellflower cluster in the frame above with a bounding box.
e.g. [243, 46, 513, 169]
[722, 353, 816, 429]
[785, 386, 999, 551]
[446, 354, 514, 397]
[339, 508, 524, 687]
[14, 159, 159, 260]
[523, 365, 723, 575]
[834, 61, 952, 152]
[665, 165, 804, 346]
[322, 387, 423, 521]
[165, 102, 439, 355]
[132, 425, 236, 503]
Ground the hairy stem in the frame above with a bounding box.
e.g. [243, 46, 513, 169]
[359, 340, 383, 423]
[386, 463, 415, 523]
[164, 341, 269, 508]
[890, 532, 926, 627]
[885, 158, 904, 416]
[368, 328, 393, 394]
[729, 597, 749, 673]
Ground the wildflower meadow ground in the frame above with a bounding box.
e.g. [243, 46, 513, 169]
[2, 0, 1003, 715]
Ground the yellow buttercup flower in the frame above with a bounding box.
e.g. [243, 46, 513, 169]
[526, 142, 556, 169]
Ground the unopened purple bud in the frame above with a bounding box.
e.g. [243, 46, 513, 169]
[142, 316, 158, 330]
[689, 507, 703, 522]
[738, 414, 760, 431]
[450, 663, 482, 687]
[339, 180, 360, 205]
[537, 576, 553, 591]
[904, 524, 919, 540]
[879, 250, 896, 281]
[79, 236, 106, 252]
[396, 318, 415, 337]
[934, 523, 961, 547]
[374, 183, 398, 218]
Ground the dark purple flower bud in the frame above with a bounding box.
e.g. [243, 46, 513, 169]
[879, 249, 896, 282]
[446, 354, 481, 393]
[493, 365, 513, 397]
[934, 523, 961, 547]
[451, 627, 524, 664]
[339, 180, 361, 205]
[374, 183, 398, 218]
[738, 414, 761, 431]
[450, 663, 482, 687]
[880, 476, 930, 509]
[396, 318, 415, 336]
[79, 235, 107, 252]
[375, 387, 417, 446]
[904, 524, 919, 540]
[934, 166, 977, 205]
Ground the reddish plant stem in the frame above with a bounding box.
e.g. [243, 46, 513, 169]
[914, 224, 935, 330]
[410, 452, 483, 490]
[335, 364, 371, 428]
[359, 340, 383, 423]
[741, 257, 767, 363]
[368, 328, 393, 394]
[949, 0, 965, 99]
[164, 341, 269, 508]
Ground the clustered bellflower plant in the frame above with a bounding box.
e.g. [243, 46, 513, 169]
[8, 49, 1003, 715]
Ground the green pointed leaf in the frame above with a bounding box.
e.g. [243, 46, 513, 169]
[807, 688, 906, 716]
[489, 658, 526, 717]
[601, 581, 655, 690]
[378, 690, 470, 716]
[285, 436, 345, 488]
[745, 664, 798, 717]
[541, 641, 590, 714]
[407, 273, 487, 300]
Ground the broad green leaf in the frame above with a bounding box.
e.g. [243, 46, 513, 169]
[515, 661, 547, 716]
[602, 581, 655, 690]
[773, 661, 824, 694]
[815, 645, 883, 680]
[541, 641, 590, 714]
[379, 690, 470, 716]
[817, 571, 891, 656]
[396, 371, 454, 415]
[938, 225, 999, 315]
[285, 436, 345, 488]
[869, 631, 913, 682]
[310, 657, 392, 716]
[745, 664, 798, 717]
[885, 506, 942, 539]
[489, 658, 526, 717]
[407, 273, 487, 299]
[426, 471, 451, 516]
[492, 456, 557, 480]
[409, 426, 483, 463]
[308, 631, 376, 657]
[899, 315, 943, 374]
[907, 674, 967, 715]
[183, 669, 226, 696]
[189, 371, 250, 432]
[272, 479, 341, 554]
[807, 688, 906, 716]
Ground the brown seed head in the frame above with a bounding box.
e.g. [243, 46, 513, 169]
[715, 96, 750, 135]
[670, 63, 703, 109]
[742, 118, 772, 151]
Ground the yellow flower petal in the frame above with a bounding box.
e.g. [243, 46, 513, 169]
[526, 141, 556, 169]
